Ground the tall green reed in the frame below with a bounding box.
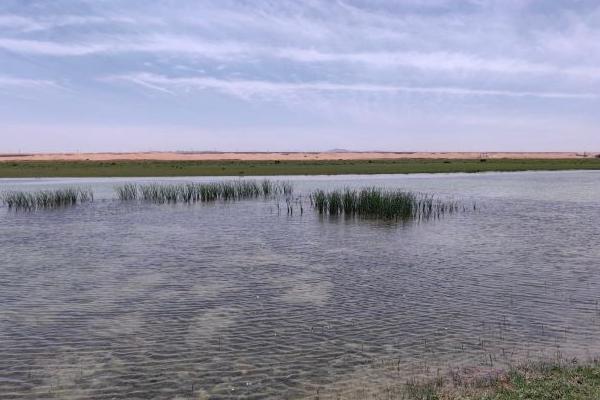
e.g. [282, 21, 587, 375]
[1, 188, 94, 210]
[310, 187, 459, 221]
[114, 179, 292, 204]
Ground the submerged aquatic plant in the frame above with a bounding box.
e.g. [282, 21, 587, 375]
[310, 187, 459, 221]
[1, 188, 94, 211]
[114, 179, 292, 204]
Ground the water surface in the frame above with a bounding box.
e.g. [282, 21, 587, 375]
[1, 171, 599, 399]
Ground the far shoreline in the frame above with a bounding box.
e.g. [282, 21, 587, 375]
[1, 156, 600, 178]
[1, 151, 599, 162]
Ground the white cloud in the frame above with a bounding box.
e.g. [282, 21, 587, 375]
[2, 36, 600, 80]
[0, 38, 107, 55]
[0, 13, 160, 32]
[0, 15, 46, 32]
[106, 72, 600, 100]
[0, 75, 57, 88]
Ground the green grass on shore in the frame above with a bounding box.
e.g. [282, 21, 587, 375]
[1, 158, 600, 178]
[405, 361, 600, 400]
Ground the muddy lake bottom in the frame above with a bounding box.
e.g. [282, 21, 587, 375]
[1, 171, 600, 399]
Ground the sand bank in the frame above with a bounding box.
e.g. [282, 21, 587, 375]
[0, 151, 596, 162]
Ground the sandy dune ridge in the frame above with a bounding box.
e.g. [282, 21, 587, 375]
[0, 151, 598, 162]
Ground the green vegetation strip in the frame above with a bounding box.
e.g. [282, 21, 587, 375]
[1, 158, 600, 177]
[405, 361, 600, 400]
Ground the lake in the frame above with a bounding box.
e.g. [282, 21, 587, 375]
[1, 171, 599, 399]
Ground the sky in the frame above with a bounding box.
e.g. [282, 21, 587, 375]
[1, 0, 599, 152]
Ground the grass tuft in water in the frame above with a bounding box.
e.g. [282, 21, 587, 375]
[310, 187, 459, 221]
[1, 188, 94, 211]
[115, 183, 138, 200]
[115, 179, 292, 204]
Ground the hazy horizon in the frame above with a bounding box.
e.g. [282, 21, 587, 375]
[3, 149, 600, 155]
[1, 1, 600, 152]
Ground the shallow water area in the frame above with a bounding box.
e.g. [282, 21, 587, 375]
[1, 171, 600, 399]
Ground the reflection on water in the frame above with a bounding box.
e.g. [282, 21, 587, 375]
[1, 171, 600, 399]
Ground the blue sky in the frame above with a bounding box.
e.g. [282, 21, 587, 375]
[1, 0, 599, 152]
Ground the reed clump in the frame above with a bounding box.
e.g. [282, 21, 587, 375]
[310, 187, 458, 221]
[114, 179, 292, 204]
[115, 183, 138, 200]
[1, 188, 94, 210]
